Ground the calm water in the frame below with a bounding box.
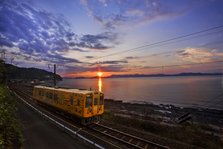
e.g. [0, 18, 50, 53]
[58, 76, 223, 110]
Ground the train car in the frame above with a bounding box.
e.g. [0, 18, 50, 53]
[33, 86, 104, 125]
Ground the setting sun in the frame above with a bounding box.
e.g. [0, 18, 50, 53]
[97, 72, 103, 77]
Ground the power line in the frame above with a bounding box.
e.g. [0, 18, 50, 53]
[121, 60, 223, 72]
[139, 60, 223, 70]
[84, 25, 223, 62]
[130, 31, 223, 61]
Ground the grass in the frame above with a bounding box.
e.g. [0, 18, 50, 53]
[0, 85, 23, 148]
[103, 110, 223, 149]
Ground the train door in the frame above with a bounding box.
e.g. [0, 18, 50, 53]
[98, 93, 104, 114]
[93, 92, 99, 114]
[86, 94, 93, 116]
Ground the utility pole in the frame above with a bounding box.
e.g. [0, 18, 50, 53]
[48, 63, 63, 88]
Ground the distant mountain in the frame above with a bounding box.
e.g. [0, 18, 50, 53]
[65, 72, 223, 79]
[4, 63, 62, 81]
[107, 72, 223, 78]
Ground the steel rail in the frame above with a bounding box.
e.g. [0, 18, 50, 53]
[89, 123, 169, 149]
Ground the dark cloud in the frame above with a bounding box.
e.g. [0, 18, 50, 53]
[85, 56, 94, 59]
[64, 64, 126, 73]
[100, 65, 126, 72]
[77, 41, 109, 50]
[79, 32, 118, 50]
[87, 60, 128, 66]
[94, 14, 128, 30]
[42, 55, 83, 64]
[70, 48, 86, 52]
[176, 50, 190, 57]
[101, 60, 128, 64]
[125, 56, 139, 59]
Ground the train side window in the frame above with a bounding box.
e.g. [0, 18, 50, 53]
[70, 95, 74, 105]
[94, 98, 98, 105]
[99, 93, 104, 105]
[54, 93, 58, 101]
[49, 93, 53, 99]
[86, 94, 93, 108]
[46, 92, 52, 99]
[39, 91, 42, 96]
[77, 99, 80, 106]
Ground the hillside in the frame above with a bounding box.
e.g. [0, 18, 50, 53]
[4, 63, 62, 81]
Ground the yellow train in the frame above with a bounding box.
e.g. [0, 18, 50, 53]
[33, 86, 104, 124]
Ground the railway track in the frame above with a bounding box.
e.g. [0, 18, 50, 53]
[89, 123, 169, 149]
[9, 84, 170, 149]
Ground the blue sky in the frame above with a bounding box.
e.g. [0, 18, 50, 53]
[0, 0, 223, 77]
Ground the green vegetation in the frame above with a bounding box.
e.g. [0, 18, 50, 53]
[103, 111, 223, 149]
[0, 60, 23, 148]
[0, 85, 23, 148]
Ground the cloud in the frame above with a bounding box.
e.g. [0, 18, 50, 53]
[100, 65, 126, 72]
[85, 56, 94, 59]
[81, 0, 191, 30]
[87, 60, 128, 66]
[0, 0, 119, 67]
[78, 32, 119, 50]
[177, 48, 223, 63]
[101, 60, 128, 64]
[125, 56, 139, 59]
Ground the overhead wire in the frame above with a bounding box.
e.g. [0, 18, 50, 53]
[127, 30, 223, 61]
[138, 60, 223, 69]
[83, 25, 223, 63]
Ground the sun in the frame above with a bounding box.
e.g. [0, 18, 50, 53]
[97, 72, 103, 77]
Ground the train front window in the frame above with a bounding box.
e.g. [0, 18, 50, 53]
[94, 98, 98, 105]
[99, 93, 104, 105]
[86, 94, 93, 108]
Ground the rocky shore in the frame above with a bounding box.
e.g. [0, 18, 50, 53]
[103, 98, 223, 148]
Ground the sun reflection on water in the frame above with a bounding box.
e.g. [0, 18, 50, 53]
[98, 77, 102, 92]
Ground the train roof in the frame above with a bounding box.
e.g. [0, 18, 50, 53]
[34, 85, 98, 94]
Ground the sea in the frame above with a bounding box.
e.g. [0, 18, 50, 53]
[57, 76, 223, 110]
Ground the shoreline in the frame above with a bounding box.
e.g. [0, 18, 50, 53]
[105, 98, 223, 112]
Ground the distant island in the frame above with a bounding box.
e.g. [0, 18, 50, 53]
[70, 72, 223, 79]
[107, 72, 223, 78]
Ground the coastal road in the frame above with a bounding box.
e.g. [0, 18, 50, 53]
[15, 98, 90, 149]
